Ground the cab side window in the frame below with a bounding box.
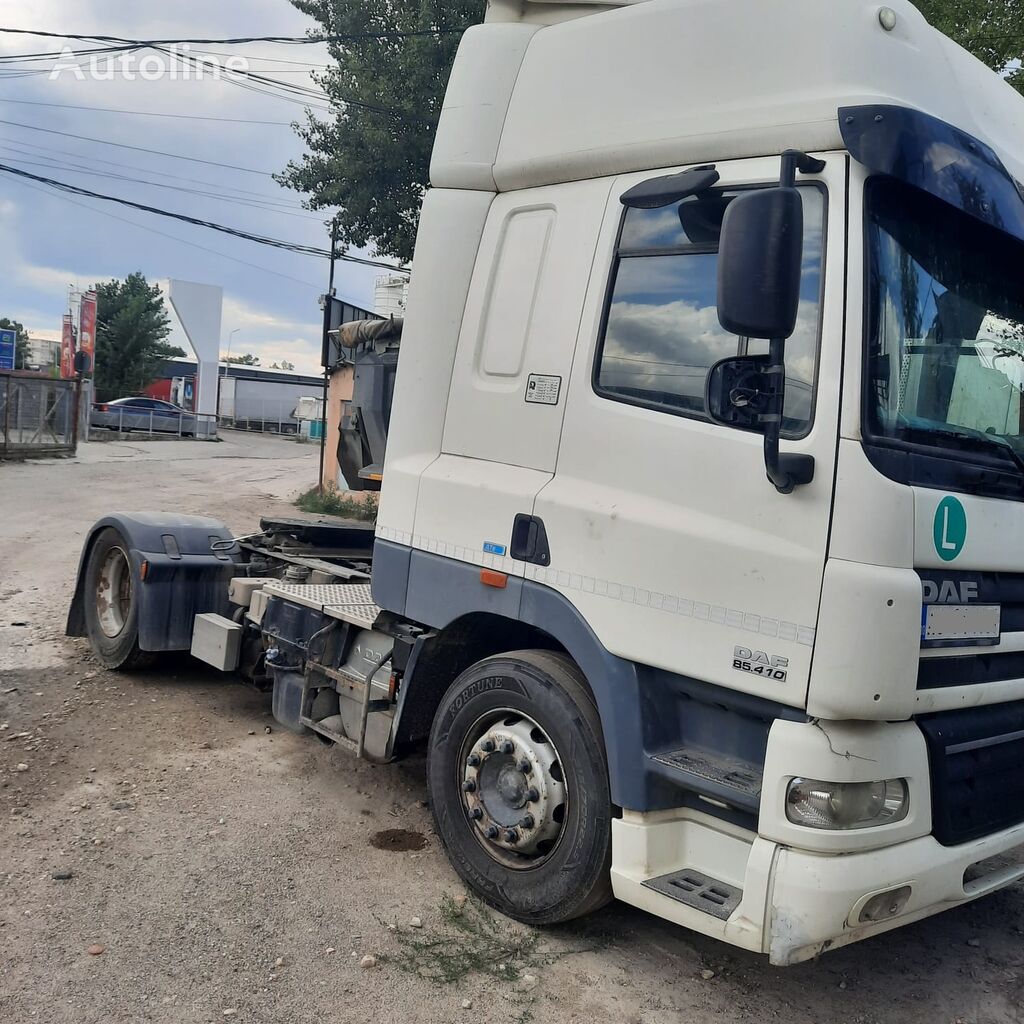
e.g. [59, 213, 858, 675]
[594, 186, 824, 436]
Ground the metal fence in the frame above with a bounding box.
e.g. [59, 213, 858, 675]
[91, 406, 218, 440]
[0, 373, 77, 457]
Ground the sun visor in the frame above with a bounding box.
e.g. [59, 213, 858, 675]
[840, 104, 1024, 245]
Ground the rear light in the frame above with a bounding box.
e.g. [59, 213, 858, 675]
[95, 403, 109, 412]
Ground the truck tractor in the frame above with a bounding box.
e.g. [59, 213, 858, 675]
[68, 0, 1024, 964]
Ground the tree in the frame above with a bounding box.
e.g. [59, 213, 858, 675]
[270, 360, 296, 371]
[93, 272, 184, 401]
[913, 1, 1024, 93]
[224, 353, 260, 366]
[278, 0, 484, 263]
[282, 1, 1022, 263]
[0, 317, 31, 369]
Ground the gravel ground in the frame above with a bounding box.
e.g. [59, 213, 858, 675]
[1, 431, 1023, 1024]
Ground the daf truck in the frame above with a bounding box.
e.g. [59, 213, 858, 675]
[67, 0, 1024, 964]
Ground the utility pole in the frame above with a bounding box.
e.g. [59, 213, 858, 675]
[318, 217, 340, 495]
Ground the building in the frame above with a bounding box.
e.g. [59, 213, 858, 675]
[145, 359, 327, 435]
[27, 338, 60, 372]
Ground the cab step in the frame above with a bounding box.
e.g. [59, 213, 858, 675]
[642, 868, 743, 921]
[300, 715, 358, 754]
[649, 747, 762, 811]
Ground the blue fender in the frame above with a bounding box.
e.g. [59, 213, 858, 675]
[66, 512, 241, 651]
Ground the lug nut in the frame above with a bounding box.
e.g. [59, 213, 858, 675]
[485, 825, 499, 839]
[481, 739, 495, 753]
[517, 759, 531, 774]
[467, 753, 481, 767]
[519, 814, 535, 829]
[470, 807, 483, 820]
[462, 780, 476, 793]
[501, 740, 514, 755]
[504, 829, 519, 844]
[526, 787, 540, 803]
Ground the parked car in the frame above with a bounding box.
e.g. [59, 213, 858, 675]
[91, 397, 199, 436]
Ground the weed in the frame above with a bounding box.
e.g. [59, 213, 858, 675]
[295, 483, 378, 522]
[380, 894, 602, 988]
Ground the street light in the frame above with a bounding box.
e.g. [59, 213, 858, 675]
[224, 328, 240, 377]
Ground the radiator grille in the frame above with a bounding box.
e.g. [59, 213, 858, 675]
[918, 702, 1024, 845]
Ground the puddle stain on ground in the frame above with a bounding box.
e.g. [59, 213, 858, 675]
[370, 828, 427, 852]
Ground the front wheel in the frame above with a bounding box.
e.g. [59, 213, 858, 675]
[82, 528, 154, 670]
[427, 650, 613, 925]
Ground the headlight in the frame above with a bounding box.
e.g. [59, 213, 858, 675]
[786, 778, 908, 830]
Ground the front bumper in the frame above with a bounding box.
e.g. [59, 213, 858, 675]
[767, 817, 1024, 964]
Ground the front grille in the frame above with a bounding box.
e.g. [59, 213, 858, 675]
[917, 569, 1024, 690]
[919, 702, 1024, 845]
[918, 650, 1024, 689]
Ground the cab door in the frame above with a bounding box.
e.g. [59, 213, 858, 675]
[412, 177, 612, 575]
[532, 155, 846, 706]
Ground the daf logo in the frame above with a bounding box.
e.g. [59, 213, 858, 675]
[922, 579, 978, 604]
[732, 646, 789, 681]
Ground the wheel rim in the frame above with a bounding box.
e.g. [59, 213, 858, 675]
[96, 546, 132, 638]
[458, 708, 568, 869]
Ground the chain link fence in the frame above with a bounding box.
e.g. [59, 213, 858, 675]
[0, 373, 77, 457]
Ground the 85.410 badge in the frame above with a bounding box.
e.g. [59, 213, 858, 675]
[732, 645, 788, 682]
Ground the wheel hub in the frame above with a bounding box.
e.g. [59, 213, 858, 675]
[461, 715, 566, 860]
[96, 547, 132, 639]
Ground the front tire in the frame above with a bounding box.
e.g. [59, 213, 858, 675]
[82, 528, 154, 671]
[427, 650, 613, 924]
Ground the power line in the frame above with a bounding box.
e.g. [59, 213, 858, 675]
[0, 135, 309, 207]
[0, 150, 326, 220]
[3, 172, 325, 294]
[0, 29, 463, 45]
[0, 117, 274, 175]
[0, 96, 295, 125]
[0, 160, 407, 271]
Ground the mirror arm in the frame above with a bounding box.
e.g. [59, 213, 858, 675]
[759, 150, 822, 494]
[761, 338, 815, 494]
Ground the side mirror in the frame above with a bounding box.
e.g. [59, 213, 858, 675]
[705, 354, 773, 430]
[717, 187, 803, 340]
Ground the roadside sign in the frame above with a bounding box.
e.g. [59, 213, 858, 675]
[0, 328, 14, 370]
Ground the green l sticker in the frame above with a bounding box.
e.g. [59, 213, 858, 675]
[933, 496, 967, 562]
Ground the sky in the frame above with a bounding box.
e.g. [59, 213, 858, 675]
[0, 0, 386, 374]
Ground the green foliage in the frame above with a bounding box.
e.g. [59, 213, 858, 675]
[912, 1, 1024, 93]
[93, 272, 183, 402]
[382, 894, 564, 986]
[295, 483, 379, 521]
[278, 0, 484, 263]
[269, 359, 295, 370]
[0, 317, 31, 369]
[224, 352, 260, 366]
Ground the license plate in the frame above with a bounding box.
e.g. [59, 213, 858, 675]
[922, 604, 1001, 644]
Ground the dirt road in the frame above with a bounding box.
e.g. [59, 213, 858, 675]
[1, 433, 1022, 1023]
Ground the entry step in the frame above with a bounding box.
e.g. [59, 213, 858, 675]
[642, 868, 742, 921]
[650, 747, 762, 810]
[263, 582, 381, 628]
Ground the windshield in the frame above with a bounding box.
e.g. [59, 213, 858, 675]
[866, 177, 1024, 476]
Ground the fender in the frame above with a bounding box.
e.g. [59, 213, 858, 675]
[66, 512, 240, 651]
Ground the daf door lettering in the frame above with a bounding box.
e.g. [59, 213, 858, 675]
[733, 646, 788, 682]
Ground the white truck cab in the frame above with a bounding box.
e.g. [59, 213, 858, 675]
[373, 0, 1024, 963]
[70, 0, 1024, 966]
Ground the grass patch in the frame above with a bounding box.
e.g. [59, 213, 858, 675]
[381, 894, 604, 988]
[295, 483, 378, 522]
